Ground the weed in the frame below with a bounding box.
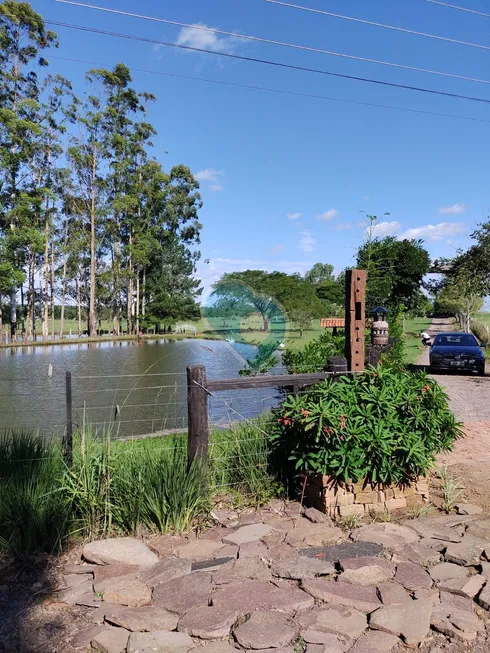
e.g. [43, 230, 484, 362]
[436, 465, 465, 513]
[339, 512, 364, 531]
[368, 507, 391, 523]
[408, 502, 434, 519]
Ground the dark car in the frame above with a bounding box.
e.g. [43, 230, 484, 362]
[430, 332, 485, 375]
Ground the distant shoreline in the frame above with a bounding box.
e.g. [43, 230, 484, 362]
[0, 332, 223, 349]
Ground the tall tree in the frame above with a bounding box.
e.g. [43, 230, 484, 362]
[0, 1, 57, 339]
[305, 262, 334, 285]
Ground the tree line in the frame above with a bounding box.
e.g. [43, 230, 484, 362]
[0, 1, 203, 341]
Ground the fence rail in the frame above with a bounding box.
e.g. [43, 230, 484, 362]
[186, 356, 349, 467]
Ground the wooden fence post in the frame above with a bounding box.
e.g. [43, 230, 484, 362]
[327, 356, 348, 375]
[187, 365, 209, 467]
[345, 269, 367, 372]
[65, 371, 73, 466]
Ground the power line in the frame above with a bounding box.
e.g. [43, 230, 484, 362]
[266, 0, 490, 52]
[46, 21, 490, 106]
[53, 0, 490, 87]
[50, 54, 490, 125]
[424, 0, 490, 18]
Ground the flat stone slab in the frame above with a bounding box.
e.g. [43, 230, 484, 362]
[285, 523, 342, 547]
[83, 537, 158, 569]
[414, 588, 440, 604]
[444, 535, 487, 566]
[212, 579, 314, 615]
[94, 564, 140, 592]
[128, 630, 194, 653]
[105, 605, 179, 631]
[233, 611, 297, 649]
[272, 555, 335, 580]
[477, 583, 490, 610]
[141, 557, 192, 588]
[175, 539, 224, 561]
[348, 630, 400, 653]
[455, 503, 483, 516]
[429, 562, 470, 582]
[213, 556, 271, 585]
[431, 604, 484, 642]
[57, 579, 93, 604]
[238, 540, 269, 558]
[62, 573, 91, 589]
[394, 562, 432, 591]
[297, 605, 367, 641]
[392, 541, 441, 567]
[178, 605, 239, 639]
[301, 579, 381, 613]
[91, 627, 129, 653]
[71, 625, 106, 648]
[64, 563, 97, 575]
[369, 599, 432, 647]
[377, 581, 412, 605]
[103, 578, 152, 607]
[192, 557, 235, 572]
[339, 557, 394, 586]
[440, 590, 475, 614]
[222, 523, 272, 545]
[352, 524, 418, 551]
[197, 643, 240, 653]
[404, 519, 462, 544]
[466, 518, 490, 540]
[147, 534, 185, 558]
[437, 575, 486, 598]
[304, 507, 332, 524]
[299, 541, 382, 563]
[152, 571, 213, 615]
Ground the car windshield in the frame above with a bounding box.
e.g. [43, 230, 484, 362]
[434, 334, 479, 347]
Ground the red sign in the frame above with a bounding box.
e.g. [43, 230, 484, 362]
[320, 318, 345, 328]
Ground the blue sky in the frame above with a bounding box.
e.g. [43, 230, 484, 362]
[35, 0, 490, 299]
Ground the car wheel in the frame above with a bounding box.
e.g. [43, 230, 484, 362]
[478, 366, 486, 377]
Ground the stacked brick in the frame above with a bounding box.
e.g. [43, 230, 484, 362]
[303, 474, 430, 518]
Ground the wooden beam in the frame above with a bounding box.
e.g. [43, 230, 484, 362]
[207, 372, 331, 392]
[345, 269, 366, 372]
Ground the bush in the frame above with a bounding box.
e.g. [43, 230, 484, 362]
[270, 365, 462, 485]
[282, 331, 344, 373]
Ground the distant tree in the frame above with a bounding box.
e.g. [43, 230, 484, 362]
[211, 270, 324, 333]
[357, 236, 431, 312]
[305, 262, 334, 285]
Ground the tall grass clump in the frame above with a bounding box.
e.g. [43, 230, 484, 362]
[0, 431, 68, 556]
[209, 417, 281, 506]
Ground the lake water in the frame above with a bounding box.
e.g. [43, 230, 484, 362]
[0, 338, 284, 438]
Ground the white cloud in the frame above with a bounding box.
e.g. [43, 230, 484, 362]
[317, 208, 338, 221]
[439, 203, 466, 215]
[287, 212, 301, 221]
[367, 221, 401, 239]
[268, 244, 285, 254]
[400, 222, 464, 242]
[176, 23, 239, 54]
[300, 230, 316, 252]
[195, 168, 224, 192]
[331, 223, 352, 231]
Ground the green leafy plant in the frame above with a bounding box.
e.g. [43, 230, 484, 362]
[282, 331, 344, 373]
[270, 365, 462, 485]
[240, 341, 279, 376]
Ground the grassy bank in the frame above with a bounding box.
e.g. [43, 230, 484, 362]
[0, 421, 278, 557]
[403, 316, 432, 365]
[0, 317, 326, 351]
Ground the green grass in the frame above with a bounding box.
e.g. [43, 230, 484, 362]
[476, 313, 490, 328]
[0, 420, 279, 557]
[403, 316, 432, 365]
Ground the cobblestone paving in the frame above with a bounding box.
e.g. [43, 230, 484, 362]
[30, 503, 490, 653]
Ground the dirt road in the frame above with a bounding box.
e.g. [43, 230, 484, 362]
[418, 319, 490, 508]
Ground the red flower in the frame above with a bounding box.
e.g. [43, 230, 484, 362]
[301, 408, 310, 417]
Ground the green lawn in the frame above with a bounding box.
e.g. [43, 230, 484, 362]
[403, 316, 432, 366]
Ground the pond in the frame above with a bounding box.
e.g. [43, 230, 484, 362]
[0, 338, 284, 438]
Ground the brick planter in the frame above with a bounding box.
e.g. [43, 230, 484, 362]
[302, 474, 429, 518]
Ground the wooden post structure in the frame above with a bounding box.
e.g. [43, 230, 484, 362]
[187, 365, 209, 467]
[65, 371, 73, 466]
[345, 269, 367, 372]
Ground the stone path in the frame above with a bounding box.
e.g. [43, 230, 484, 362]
[55, 502, 490, 652]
